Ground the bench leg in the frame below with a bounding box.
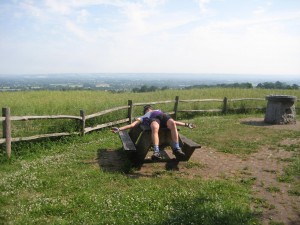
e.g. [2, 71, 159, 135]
[134, 132, 153, 165]
[179, 134, 201, 161]
[181, 146, 197, 161]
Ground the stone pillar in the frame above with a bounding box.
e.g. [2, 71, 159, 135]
[264, 95, 297, 124]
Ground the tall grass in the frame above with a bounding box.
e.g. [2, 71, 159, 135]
[1, 88, 299, 138]
[1, 88, 299, 115]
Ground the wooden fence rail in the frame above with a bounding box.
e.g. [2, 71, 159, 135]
[1, 96, 299, 158]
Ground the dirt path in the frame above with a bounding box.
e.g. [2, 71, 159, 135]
[98, 119, 300, 225]
[189, 146, 299, 225]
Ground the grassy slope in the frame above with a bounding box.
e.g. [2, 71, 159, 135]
[1, 129, 259, 225]
[0, 88, 299, 224]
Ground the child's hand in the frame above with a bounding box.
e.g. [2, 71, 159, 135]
[111, 127, 120, 133]
[185, 123, 196, 129]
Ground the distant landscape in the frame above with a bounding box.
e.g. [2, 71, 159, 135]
[0, 73, 299, 92]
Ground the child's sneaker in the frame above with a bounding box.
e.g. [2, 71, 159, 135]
[173, 148, 185, 157]
[151, 152, 162, 160]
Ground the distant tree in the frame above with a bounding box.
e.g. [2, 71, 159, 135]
[256, 81, 298, 89]
[140, 85, 149, 92]
[132, 88, 139, 93]
[149, 86, 157, 92]
[132, 85, 162, 93]
[185, 82, 253, 89]
[243, 82, 253, 88]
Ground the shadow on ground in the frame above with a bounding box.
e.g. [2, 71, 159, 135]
[241, 119, 273, 127]
[96, 148, 181, 177]
[240, 118, 300, 131]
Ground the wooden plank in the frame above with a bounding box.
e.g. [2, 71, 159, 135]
[128, 100, 133, 124]
[133, 100, 175, 106]
[2, 108, 11, 158]
[80, 109, 85, 136]
[0, 138, 5, 144]
[178, 109, 222, 113]
[179, 134, 201, 148]
[11, 132, 80, 142]
[179, 99, 223, 103]
[223, 97, 228, 114]
[85, 105, 129, 120]
[173, 96, 179, 120]
[230, 98, 265, 101]
[84, 118, 129, 133]
[9, 115, 82, 121]
[119, 131, 136, 151]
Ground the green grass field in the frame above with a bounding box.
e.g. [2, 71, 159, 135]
[1, 88, 299, 224]
[1, 88, 299, 116]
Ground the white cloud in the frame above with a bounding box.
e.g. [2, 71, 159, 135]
[253, 1, 273, 15]
[45, 0, 71, 15]
[65, 20, 94, 42]
[122, 2, 152, 35]
[1, 0, 300, 75]
[143, 0, 166, 8]
[77, 9, 89, 24]
[44, 0, 128, 14]
[160, 11, 300, 74]
[196, 0, 211, 14]
[20, 1, 44, 18]
[253, 6, 266, 15]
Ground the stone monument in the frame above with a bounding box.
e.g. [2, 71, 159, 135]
[264, 95, 297, 124]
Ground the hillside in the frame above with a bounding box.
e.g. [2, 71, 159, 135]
[0, 88, 299, 224]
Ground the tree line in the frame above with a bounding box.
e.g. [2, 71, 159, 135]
[131, 81, 299, 92]
[132, 85, 169, 93]
[256, 81, 299, 89]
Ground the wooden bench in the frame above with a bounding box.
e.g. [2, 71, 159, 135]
[179, 134, 201, 161]
[118, 131, 136, 151]
[118, 124, 201, 164]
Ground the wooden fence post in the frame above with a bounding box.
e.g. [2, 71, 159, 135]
[174, 96, 179, 120]
[128, 100, 133, 124]
[2, 107, 11, 158]
[80, 110, 85, 136]
[223, 97, 228, 114]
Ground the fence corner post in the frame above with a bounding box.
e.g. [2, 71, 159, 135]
[174, 96, 179, 120]
[80, 109, 86, 136]
[223, 97, 228, 114]
[128, 100, 133, 124]
[2, 107, 11, 159]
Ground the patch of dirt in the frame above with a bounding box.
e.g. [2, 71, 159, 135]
[189, 146, 299, 225]
[97, 119, 300, 225]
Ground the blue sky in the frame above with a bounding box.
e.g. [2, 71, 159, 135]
[0, 0, 300, 77]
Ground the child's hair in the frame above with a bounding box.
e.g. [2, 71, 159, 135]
[143, 105, 152, 114]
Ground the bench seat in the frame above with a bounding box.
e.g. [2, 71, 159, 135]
[179, 134, 201, 161]
[119, 131, 136, 151]
[118, 125, 201, 164]
[179, 134, 201, 148]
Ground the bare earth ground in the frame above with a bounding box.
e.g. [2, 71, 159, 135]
[98, 118, 300, 225]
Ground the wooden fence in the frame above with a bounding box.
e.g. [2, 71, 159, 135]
[1, 96, 298, 158]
